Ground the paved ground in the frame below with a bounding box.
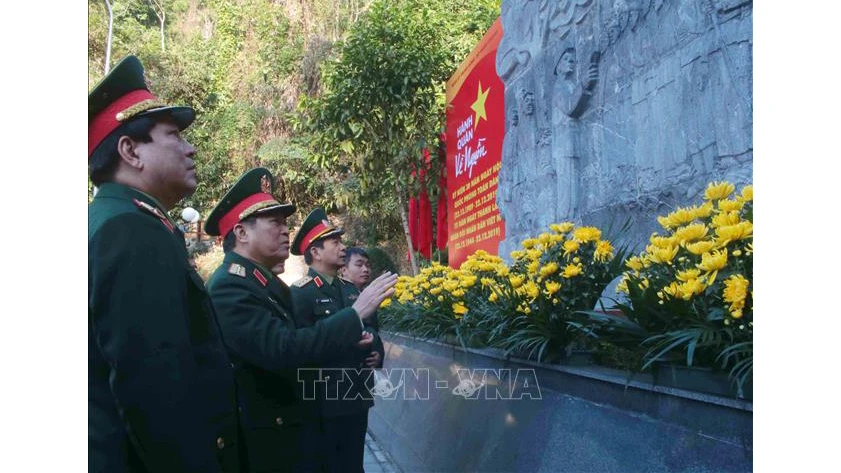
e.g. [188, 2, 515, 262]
[364, 430, 401, 473]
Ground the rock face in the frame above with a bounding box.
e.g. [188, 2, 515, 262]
[496, 0, 752, 257]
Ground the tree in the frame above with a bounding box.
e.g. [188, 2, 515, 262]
[147, 0, 166, 52]
[300, 0, 498, 274]
[103, 0, 114, 73]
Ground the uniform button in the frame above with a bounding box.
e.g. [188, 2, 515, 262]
[325, 310, 330, 315]
[275, 417, 284, 426]
[216, 437, 225, 449]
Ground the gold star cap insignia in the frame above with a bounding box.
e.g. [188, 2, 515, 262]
[261, 175, 271, 194]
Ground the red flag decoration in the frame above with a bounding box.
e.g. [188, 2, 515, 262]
[417, 148, 433, 260]
[436, 136, 448, 250]
[445, 18, 506, 268]
[408, 183, 419, 261]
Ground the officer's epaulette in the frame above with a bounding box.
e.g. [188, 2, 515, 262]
[293, 276, 313, 287]
[132, 198, 174, 232]
[228, 263, 246, 278]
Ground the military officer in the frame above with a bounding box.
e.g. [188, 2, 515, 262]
[290, 209, 385, 473]
[205, 169, 396, 472]
[88, 56, 241, 472]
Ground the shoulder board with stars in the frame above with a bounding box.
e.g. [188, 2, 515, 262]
[227, 263, 246, 278]
[293, 276, 313, 288]
[132, 198, 174, 232]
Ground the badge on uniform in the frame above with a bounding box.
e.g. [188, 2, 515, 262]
[253, 269, 268, 287]
[133, 198, 174, 232]
[318, 298, 331, 303]
[313, 276, 324, 288]
[228, 263, 246, 278]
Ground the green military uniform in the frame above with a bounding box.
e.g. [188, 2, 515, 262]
[290, 208, 385, 473]
[205, 169, 367, 472]
[88, 57, 241, 472]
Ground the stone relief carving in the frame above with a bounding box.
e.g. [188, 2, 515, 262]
[494, 0, 752, 257]
[550, 44, 600, 221]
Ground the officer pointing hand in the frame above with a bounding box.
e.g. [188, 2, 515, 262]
[352, 271, 397, 320]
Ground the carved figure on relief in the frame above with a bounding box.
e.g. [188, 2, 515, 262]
[550, 44, 600, 220]
[497, 95, 519, 216]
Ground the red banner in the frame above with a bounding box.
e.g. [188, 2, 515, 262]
[445, 18, 506, 268]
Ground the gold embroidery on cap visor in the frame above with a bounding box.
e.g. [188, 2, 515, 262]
[115, 99, 168, 122]
[238, 199, 282, 221]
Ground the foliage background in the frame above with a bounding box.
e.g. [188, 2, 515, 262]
[88, 0, 499, 268]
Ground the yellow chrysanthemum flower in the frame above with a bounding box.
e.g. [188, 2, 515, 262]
[429, 287, 442, 296]
[573, 226, 602, 242]
[650, 233, 677, 249]
[442, 280, 459, 292]
[704, 181, 735, 201]
[562, 263, 583, 278]
[544, 281, 562, 295]
[421, 282, 431, 290]
[460, 275, 477, 288]
[480, 277, 495, 288]
[437, 295, 444, 302]
[510, 250, 525, 260]
[539, 262, 559, 277]
[594, 240, 614, 262]
[538, 232, 551, 246]
[741, 185, 753, 202]
[452, 289, 465, 298]
[496, 266, 509, 277]
[527, 249, 542, 261]
[521, 238, 538, 249]
[646, 244, 679, 264]
[550, 234, 564, 244]
[527, 260, 539, 275]
[616, 276, 630, 294]
[550, 222, 575, 233]
[676, 269, 702, 282]
[715, 221, 753, 246]
[712, 211, 741, 228]
[452, 302, 468, 318]
[697, 249, 728, 285]
[509, 275, 524, 288]
[718, 199, 743, 213]
[681, 278, 706, 298]
[625, 256, 644, 272]
[665, 207, 697, 228]
[693, 202, 714, 219]
[523, 280, 540, 301]
[684, 240, 715, 256]
[488, 291, 499, 303]
[723, 274, 749, 318]
[563, 240, 580, 257]
[673, 223, 709, 244]
[379, 298, 392, 308]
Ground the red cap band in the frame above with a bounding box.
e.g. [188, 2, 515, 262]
[89, 89, 157, 157]
[218, 192, 277, 237]
[299, 222, 330, 254]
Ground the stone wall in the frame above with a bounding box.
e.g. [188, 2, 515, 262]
[496, 0, 752, 257]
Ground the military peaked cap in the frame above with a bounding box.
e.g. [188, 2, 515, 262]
[290, 207, 344, 256]
[205, 168, 296, 237]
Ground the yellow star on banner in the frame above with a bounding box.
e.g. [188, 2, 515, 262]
[471, 81, 490, 130]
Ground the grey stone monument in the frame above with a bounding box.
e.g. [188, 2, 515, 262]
[496, 0, 752, 258]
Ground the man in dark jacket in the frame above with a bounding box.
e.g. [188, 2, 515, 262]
[88, 56, 242, 472]
[290, 209, 385, 473]
[205, 168, 396, 472]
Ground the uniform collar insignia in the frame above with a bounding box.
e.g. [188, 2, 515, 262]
[132, 198, 174, 232]
[313, 276, 324, 288]
[253, 268, 268, 287]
